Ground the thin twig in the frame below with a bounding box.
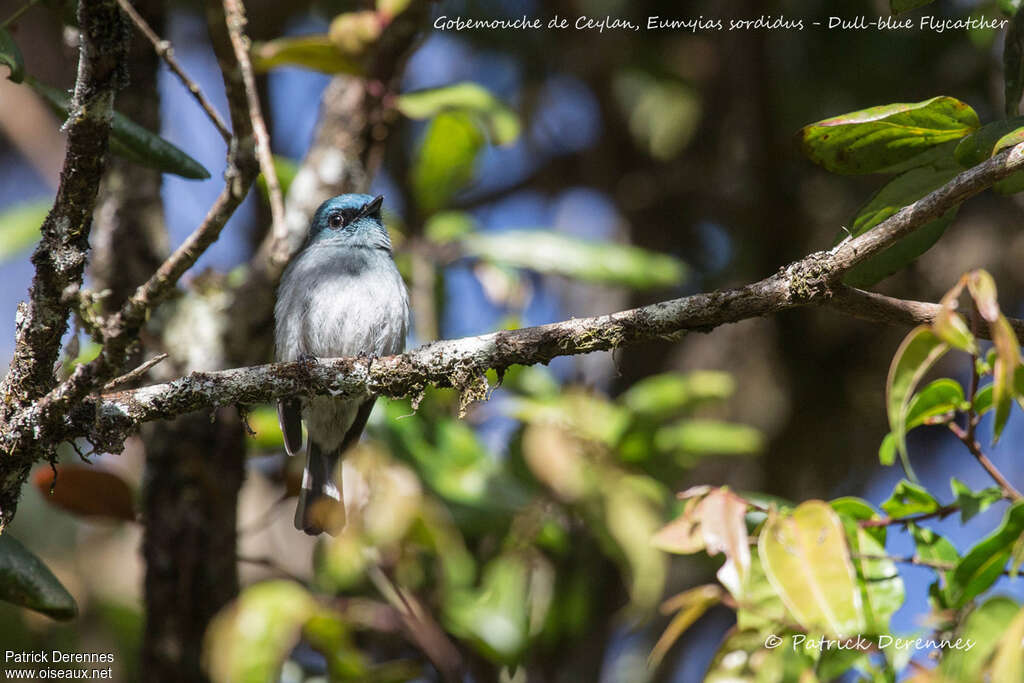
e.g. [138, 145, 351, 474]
[853, 552, 1022, 577]
[236, 554, 307, 584]
[1, 0, 41, 29]
[858, 504, 960, 528]
[102, 353, 168, 391]
[115, 0, 231, 142]
[222, 0, 287, 262]
[367, 564, 463, 683]
[9, 0, 262, 438]
[947, 422, 1023, 501]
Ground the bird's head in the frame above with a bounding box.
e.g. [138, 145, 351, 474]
[306, 194, 392, 251]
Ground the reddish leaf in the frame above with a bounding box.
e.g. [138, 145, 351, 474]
[33, 464, 136, 522]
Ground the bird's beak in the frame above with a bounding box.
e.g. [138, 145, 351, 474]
[358, 194, 384, 220]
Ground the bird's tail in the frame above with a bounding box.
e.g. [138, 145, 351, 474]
[294, 441, 346, 536]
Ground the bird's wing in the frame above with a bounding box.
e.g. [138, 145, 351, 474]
[339, 398, 376, 454]
[277, 398, 304, 456]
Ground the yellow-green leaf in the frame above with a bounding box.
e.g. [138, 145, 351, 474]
[940, 597, 1020, 681]
[759, 501, 866, 636]
[204, 580, 318, 682]
[649, 585, 723, 668]
[990, 606, 1024, 681]
[0, 199, 49, 262]
[799, 97, 979, 175]
[886, 326, 948, 478]
[251, 35, 363, 75]
[460, 229, 687, 290]
[411, 111, 484, 214]
[398, 82, 520, 146]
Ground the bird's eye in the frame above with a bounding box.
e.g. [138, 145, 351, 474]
[328, 212, 344, 229]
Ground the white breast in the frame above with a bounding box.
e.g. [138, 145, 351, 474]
[275, 243, 410, 363]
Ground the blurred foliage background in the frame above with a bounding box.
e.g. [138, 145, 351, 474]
[4, 0, 1024, 681]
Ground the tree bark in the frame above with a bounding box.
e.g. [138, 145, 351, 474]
[140, 408, 244, 681]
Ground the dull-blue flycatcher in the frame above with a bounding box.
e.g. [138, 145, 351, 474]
[275, 194, 410, 535]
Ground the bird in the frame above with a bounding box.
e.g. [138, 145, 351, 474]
[274, 193, 410, 535]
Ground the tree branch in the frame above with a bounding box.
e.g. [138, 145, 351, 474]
[0, 0, 128, 524]
[8, 136, 1024, 458]
[115, 0, 231, 142]
[948, 422, 1023, 500]
[0, 0, 127, 407]
[17, 0, 261, 436]
[6, 23, 1024, 520]
[0, 0, 257, 529]
[9, 278, 1022, 454]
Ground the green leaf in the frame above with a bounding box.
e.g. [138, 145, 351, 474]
[909, 524, 959, 608]
[398, 82, 521, 146]
[940, 597, 1020, 681]
[951, 478, 1003, 523]
[0, 26, 24, 83]
[878, 432, 897, 467]
[955, 117, 1024, 166]
[256, 155, 299, 202]
[994, 169, 1024, 194]
[411, 111, 484, 214]
[799, 97, 979, 174]
[852, 527, 904, 634]
[424, 211, 475, 243]
[443, 554, 533, 664]
[950, 502, 1024, 606]
[881, 480, 940, 517]
[842, 157, 962, 287]
[204, 580, 318, 682]
[975, 383, 994, 415]
[244, 405, 284, 451]
[28, 77, 210, 180]
[891, 0, 934, 13]
[1006, 6, 1024, 117]
[831, 496, 885, 545]
[251, 35, 362, 75]
[759, 500, 866, 636]
[459, 230, 687, 289]
[0, 199, 49, 262]
[885, 326, 949, 478]
[621, 371, 734, 418]
[733, 552, 789, 631]
[905, 378, 964, 429]
[612, 70, 701, 161]
[933, 299, 977, 353]
[604, 481, 668, 611]
[0, 535, 77, 620]
[654, 419, 763, 459]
